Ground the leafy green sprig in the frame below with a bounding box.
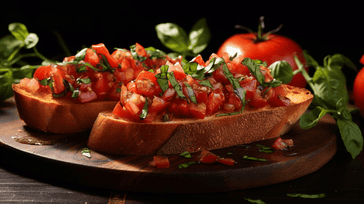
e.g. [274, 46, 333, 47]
[0, 23, 54, 102]
[293, 52, 363, 159]
[155, 18, 211, 59]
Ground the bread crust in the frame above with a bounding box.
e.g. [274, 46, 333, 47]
[12, 84, 118, 133]
[87, 85, 313, 155]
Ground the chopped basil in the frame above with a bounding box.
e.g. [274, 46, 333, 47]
[81, 147, 91, 158]
[167, 71, 185, 98]
[145, 46, 167, 59]
[227, 152, 233, 155]
[221, 60, 246, 114]
[198, 80, 214, 89]
[155, 65, 170, 92]
[184, 83, 197, 103]
[72, 89, 79, 98]
[180, 151, 192, 158]
[130, 44, 147, 62]
[287, 193, 326, 199]
[243, 155, 267, 162]
[178, 162, 196, 169]
[76, 77, 91, 84]
[74, 48, 87, 61]
[116, 87, 121, 93]
[139, 99, 148, 120]
[244, 198, 266, 204]
[242, 58, 282, 88]
[38, 78, 51, 86]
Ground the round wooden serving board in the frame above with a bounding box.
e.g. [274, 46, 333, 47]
[0, 98, 338, 193]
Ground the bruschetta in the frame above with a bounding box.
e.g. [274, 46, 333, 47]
[12, 43, 181, 133]
[87, 53, 313, 155]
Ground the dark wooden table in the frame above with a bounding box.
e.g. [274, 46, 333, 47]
[1, 98, 364, 203]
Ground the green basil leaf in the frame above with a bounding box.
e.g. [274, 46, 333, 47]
[180, 151, 192, 158]
[145, 47, 167, 59]
[188, 18, 211, 55]
[77, 77, 91, 84]
[0, 69, 14, 102]
[242, 58, 281, 88]
[222, 61, 246, 106]
[139, 99, 148, 120]
[81, 147, 91, 158]
[157, 78, 169, 93]
[130, 45, 147, 62]
[24, 33, 39, 49]
[8, 22, 29, 42]
[311, 65, 349, 109]
[287, 193, 326, 199]
[0, 34, 23, 60]
[299, 106, 337, 129]
[328, 54, 357, 72]
[167, 71, 185, 98]
[155, 23, 189, 54]
[268, 60, 294, 84]
[75, 48, 87, 61]
[184, 83, 197, 103]
[337, 119, 363, 159]
[198, 80, 213, 89]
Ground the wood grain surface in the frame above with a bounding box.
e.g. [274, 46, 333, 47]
[0, 98, 337, 193]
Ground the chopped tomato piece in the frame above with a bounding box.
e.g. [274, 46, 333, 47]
[268, 86, 291, 107]
[84, 48, 100, 67]
[191, 54, 206, 66]
[135, 43, 148, 58]
[168, 98, 190, 118]
[92, 43, 119, 68]
[134, 71, 162, 97]
[217, 157, 236, 165]
[33, 65, 66, 94]
[212, 66, 230, 85]
[78, 89, 98, 103]
[272, 137, 294, 150]
[149, 156, 170, 168]
[249, 91, 268, 109]
[188, 103, 206, 119]
[206, 89, 225, 115]
[199, 150, 218, 164]
[164, 61, 186, 81]
[161, 88, 176, 101]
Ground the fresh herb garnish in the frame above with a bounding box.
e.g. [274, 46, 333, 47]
[167, 71, 185, 98]
[81, 147, 91, 158]
[184, 83, 197, 103]
[287, 193, 326, 199]
[295, 53, 363, 159]
[217, 60, 246, 116]
[242, 58, 282, 88]
[244, 198, 266, 204]
[198, 80, 214, 89]
[178, 162, 196, 169]
[180, 151, 192, 159]
[139, 99, 148, 120]
[256, 144, 274, 153]
[155, 65, 170, 92]
[130, 44, 147, 62]
[76, 77, 91, 84]
[0, 23, 54, 102]
[243, 155, 267, 162]
[155, 18, 210, 58]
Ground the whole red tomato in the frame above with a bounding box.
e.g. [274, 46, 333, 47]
[217, 23, 308, 88]
[352, 55, 364, 117]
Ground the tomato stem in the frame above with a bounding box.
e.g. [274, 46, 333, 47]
[235, 16, 283, 43]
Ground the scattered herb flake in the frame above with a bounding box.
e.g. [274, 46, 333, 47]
[81, 148, 91, 158]
[180, 151, 192, 159]
[178, 162, 196, 169]
[287, 193, 326, 199]
[243, 155, 267, 162]
[244, 198, 266, 204]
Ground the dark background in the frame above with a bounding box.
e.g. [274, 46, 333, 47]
[1, 1, 363, 83]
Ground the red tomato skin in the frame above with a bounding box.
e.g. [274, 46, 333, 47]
[216, 158, 235, 165]
[199, 150, 218, 164]
[217, 33, 308, 88]
[150, 156, 170, 168]
[353, 57, 364, 117]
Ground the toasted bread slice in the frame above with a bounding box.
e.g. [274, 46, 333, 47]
[12, 84, 118, 133]
[87, 85, 313, 155]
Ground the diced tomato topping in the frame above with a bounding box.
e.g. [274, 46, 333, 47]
[134, 71, 162, 97]
[91, 43, 119, 69]
[84, 48, 100, 67]
[206, 89, 225, 115]
[212, 66, 230, 85]
[149, 156, 170, 168]
[272, 137, 294, 150]
[268, 86, 291, 107]
[164, 61, 187, 81]
[191, 54, 206, 66]
[188, 103, 206, 119]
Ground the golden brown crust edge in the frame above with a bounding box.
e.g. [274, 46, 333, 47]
[87, 85, 313, 155]
[12, 84, 118, 134]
